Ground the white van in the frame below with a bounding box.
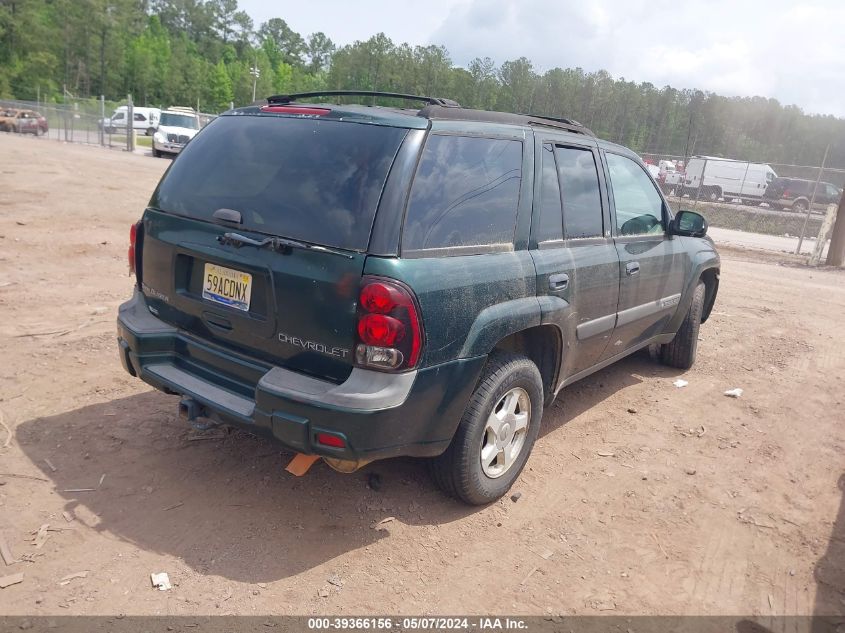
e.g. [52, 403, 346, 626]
[683, 156, 777, 203]
[100, 106, 161, 136]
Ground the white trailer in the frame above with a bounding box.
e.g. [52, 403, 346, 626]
[683, 156, 777, 203]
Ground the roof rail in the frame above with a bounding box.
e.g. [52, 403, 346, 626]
[266, 91, 461, 108]
[418, 105, 595, 137]
[519, 113, 585, 128]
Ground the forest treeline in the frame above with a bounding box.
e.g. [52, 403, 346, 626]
[1, 0, 843, 167]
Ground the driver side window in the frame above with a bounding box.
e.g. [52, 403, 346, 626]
[606, 152, 665, 236]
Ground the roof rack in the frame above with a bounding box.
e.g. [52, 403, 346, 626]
[519, 113, 585, 128]
[418, 105, 595, 137]
[266, 91, 461, 108]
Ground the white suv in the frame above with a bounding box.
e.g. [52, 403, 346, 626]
[153, 107, 200, 158]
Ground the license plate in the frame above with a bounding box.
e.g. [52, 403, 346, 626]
[202, 263, 252, 311]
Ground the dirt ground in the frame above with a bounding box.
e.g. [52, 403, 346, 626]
[0, 134, 843, 617]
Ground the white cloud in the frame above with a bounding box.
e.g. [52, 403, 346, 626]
[237, 0, 845, 116]
[430, 0, 845, 115]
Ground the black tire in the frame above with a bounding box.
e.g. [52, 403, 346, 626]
[146, 127, 155, 136]
[660, 281, 705, 370]
[792, 199, 808, 213]
[708, 186, 722, 202]
[152, 148, 161, 158]
[429, 350, 543, 505]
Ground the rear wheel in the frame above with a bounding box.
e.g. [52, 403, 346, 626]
[708, 186, 722, 202]
[792, 199, 808, 213]
[660, 281, 705, 370]
[429, 350, 543, 505]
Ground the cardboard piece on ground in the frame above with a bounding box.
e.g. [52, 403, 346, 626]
[285, 453, 320, 477]
[0, 572, 23, 588]
[0, 535, 15, 566]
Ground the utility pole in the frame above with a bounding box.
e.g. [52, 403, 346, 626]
[826, 194, 845, 267]
[250, 63, 260, 102]
[796, 144, 829, 254]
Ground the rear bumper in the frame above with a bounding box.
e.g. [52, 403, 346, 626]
[117, 290, 485, 462]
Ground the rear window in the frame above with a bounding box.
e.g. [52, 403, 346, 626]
[151, 115, 408, 251]
[401, 135, 522, 255]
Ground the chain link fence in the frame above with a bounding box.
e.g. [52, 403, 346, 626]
[639, 151, 843, 255]
[0, 97, 218, 152]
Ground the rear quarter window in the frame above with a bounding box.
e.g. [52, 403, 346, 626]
[401, 135, 523, 256]
[150, 115, 408, 251]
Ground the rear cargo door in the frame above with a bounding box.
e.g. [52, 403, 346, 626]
[140, 114, 410, 383]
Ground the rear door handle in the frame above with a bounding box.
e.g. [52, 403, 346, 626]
[549, 273, 570, 291]
[626, 262, 640, 276]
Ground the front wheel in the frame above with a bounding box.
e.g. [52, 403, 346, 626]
[708, 187, 722, 202]
[660, 281, 705, 370]
[429, 351, 543, 505]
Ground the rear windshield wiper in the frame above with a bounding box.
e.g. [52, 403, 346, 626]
[217, 232, 353, 259]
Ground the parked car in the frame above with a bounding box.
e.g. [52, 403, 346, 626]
[152, 107, 201, 158]
[683, 156, 777, 204]
[117, 91, 720, 505]
[100, 106, 160, 135]
[763, 177, 842, 213]
[0, 108, 48, 135]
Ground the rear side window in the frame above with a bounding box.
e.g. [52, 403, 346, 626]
[151, 116, 408, 251]
[402, 135, 522, 254]
[556, 146, 604, 239]
[536, 144, 563, 243]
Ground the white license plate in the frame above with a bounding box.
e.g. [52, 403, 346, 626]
[202, 263, 252, 311]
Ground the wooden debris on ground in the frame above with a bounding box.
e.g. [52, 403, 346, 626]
[32, 524, 50, 549]
[59, 571, 89, 586]
[0, 535, 16, 565]
[0, 572, 23, 588]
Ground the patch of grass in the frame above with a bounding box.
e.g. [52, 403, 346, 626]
[668, 200, 823, 237]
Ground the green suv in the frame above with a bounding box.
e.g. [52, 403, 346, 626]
[117, 91, 720, 504]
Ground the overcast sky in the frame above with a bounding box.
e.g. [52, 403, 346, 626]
[238, 0, 845, 117]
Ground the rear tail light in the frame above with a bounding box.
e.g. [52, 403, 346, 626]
[355, 276, 423, 372]
[783, 189, 792, 198]
[128, 221, 141, 276]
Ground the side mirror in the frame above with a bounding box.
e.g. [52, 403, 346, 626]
[670, 210, 708, 237]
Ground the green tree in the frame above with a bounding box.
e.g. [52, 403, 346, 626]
[207, 59, 233, 111]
